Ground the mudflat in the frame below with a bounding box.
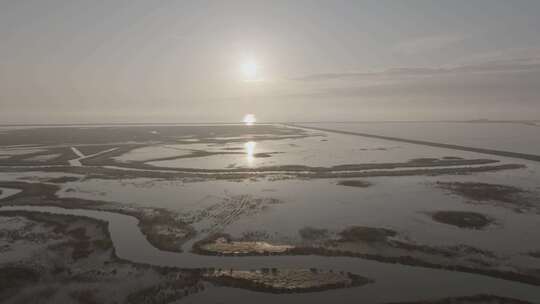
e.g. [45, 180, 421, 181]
[1, 124, 539, 303]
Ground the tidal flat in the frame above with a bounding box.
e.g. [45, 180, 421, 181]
[1, 124, 540, 303]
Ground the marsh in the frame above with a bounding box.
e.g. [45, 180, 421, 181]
[2, 1, 540, 303]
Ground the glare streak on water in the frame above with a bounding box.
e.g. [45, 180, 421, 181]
[1, 205, 539, 303]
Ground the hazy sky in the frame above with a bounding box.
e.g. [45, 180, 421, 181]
[1, 0, 540, 123]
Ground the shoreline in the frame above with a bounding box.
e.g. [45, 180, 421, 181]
[292, 124, 540, 162]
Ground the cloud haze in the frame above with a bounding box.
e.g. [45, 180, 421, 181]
[0, 0, 539, 123]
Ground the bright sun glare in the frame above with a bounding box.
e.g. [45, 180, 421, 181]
[244, 141, 256, 164]
[241, 60, 258, 81]
[243, 114, 256, 125]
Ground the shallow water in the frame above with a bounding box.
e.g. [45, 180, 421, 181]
[146, 132, 493, 170]
[0, 187, 21, 200]
[0, 147, 45, 156]
[114, 145, 194, 162]
[1, 205, 539, 303]
[1, 123, 540, 303]
[56, 171, 540, 259]
[301, 122, 540, 156]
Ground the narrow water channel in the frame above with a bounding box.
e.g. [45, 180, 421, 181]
[1, 205, 539, 303]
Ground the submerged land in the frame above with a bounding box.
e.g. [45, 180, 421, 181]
[0, 123, 539, 303]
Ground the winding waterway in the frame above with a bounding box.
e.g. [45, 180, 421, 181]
[1, 205, 539, 303]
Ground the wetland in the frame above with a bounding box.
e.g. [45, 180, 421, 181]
[1, 124, 539, 303]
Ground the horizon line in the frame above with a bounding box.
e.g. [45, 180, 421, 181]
[0, 119, 539, 127]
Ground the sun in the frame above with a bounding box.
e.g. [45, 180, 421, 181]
[241, 60, 258, 81]
[243, 114, 256, 125]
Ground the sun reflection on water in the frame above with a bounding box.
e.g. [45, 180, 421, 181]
[244, 141, 256, 164]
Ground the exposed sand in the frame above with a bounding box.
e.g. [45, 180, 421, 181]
[204, 269, 372, 293]
[194, 234, 293, 256]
